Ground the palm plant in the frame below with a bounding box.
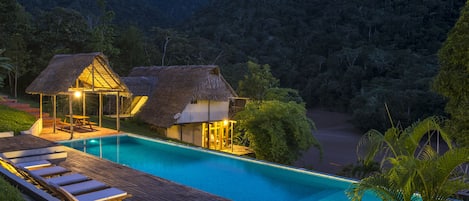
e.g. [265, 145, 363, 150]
[356, 116, 452, 166]
[347, 116, 469, 201]
[348, 146, 469, 201]
[0, 49, 14, 88]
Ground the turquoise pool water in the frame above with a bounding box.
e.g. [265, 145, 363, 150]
[61, 134, 379, 201]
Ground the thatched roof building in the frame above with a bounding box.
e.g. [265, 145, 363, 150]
[26, 52, 129, 95]
[25, 52, 130, 135]
[124, 65, 237, 128]
[120, 76, 157, 96]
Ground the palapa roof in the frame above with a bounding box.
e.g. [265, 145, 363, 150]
[120, 76, 157, 96]
[26, 52, 129, 96]
[124, 65, 237, 128]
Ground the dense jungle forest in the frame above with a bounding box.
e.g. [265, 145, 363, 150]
[1, 0, 465, 132]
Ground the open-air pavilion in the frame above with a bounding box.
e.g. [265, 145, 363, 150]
[25, 52, 130, 139]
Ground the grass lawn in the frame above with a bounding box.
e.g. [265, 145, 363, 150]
[0, 176, 24, 201]
[0, 105, 36, 134]
[90, 116, 165, 139]
[0, 96, 30, 200]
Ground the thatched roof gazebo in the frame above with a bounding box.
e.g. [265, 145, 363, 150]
[26, 52, 130, 138]
[124, 65, 237, 128]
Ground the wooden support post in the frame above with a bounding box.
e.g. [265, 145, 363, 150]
[99, 93, 102, 127]
[202, 123, 206, 148]
[39, 94, 43, 119]
[69, 93, 74, 139]
[231, 121, 234, 153]
[53, 95, 56, 133]
[116, 92, 120, 132]
[82, 92, 86, 116]
[207, 100, 211, 149]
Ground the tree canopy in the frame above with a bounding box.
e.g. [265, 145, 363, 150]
[434, 1, 469, 147]
[0, 0, 465, 134]
[235, 100, 319, 165]
[235, 61, 319, 165]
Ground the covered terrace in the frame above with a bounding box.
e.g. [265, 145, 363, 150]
[25, 52, 130, 139]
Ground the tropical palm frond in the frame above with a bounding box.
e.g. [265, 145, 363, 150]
[402, 117, 452, 156]
[435, 148, 469, 183]
[357, 129, 386, 166]
[417, 145, 437, 161]
[347, 174, 403, 201]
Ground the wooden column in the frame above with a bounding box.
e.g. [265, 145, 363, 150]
[99, 93, 103, 127]
[116, 92, 120, 132]
[53, 95, 56, 133]
[69, 93, 74, 139]
[39, 94, 43, 119]
[207, 100, 211, 149]
[82, 92, 86, 116]
[231, 121, 234, 153]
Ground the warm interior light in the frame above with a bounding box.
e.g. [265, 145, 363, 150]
[223, 120, 229, 126]
[74, 91, 82, 98]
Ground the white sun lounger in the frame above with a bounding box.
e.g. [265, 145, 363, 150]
[2, 146, 130, 201]
[1, 146, 67, 164]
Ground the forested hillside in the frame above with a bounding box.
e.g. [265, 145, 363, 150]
[183, 0, 465, 131]
[1, 0, 465, 131]
[17, 0, 208, 28]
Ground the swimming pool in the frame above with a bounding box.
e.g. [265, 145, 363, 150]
[61, 134, 379, 201]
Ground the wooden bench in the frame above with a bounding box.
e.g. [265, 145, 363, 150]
[56, 120, 72, 132]
[60, 118, 97, 132]
[81, 120, 97, 131]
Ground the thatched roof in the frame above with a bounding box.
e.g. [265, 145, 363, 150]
[124, 65, 237, 128]
[120, 77, 157, 96]
[26, 52, 129, 96]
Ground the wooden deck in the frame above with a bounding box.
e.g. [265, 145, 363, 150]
[39, 126, 121, 142]
[0, 135, 229, 201]
[220, 145, 254, 156]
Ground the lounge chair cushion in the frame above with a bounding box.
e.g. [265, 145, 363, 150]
[30, 166, 69, 177]
[62, 180, 107, 195]
[74, 187, 128, 201]
[16, 160, 51, 169]
[46, 173, 89, 186]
